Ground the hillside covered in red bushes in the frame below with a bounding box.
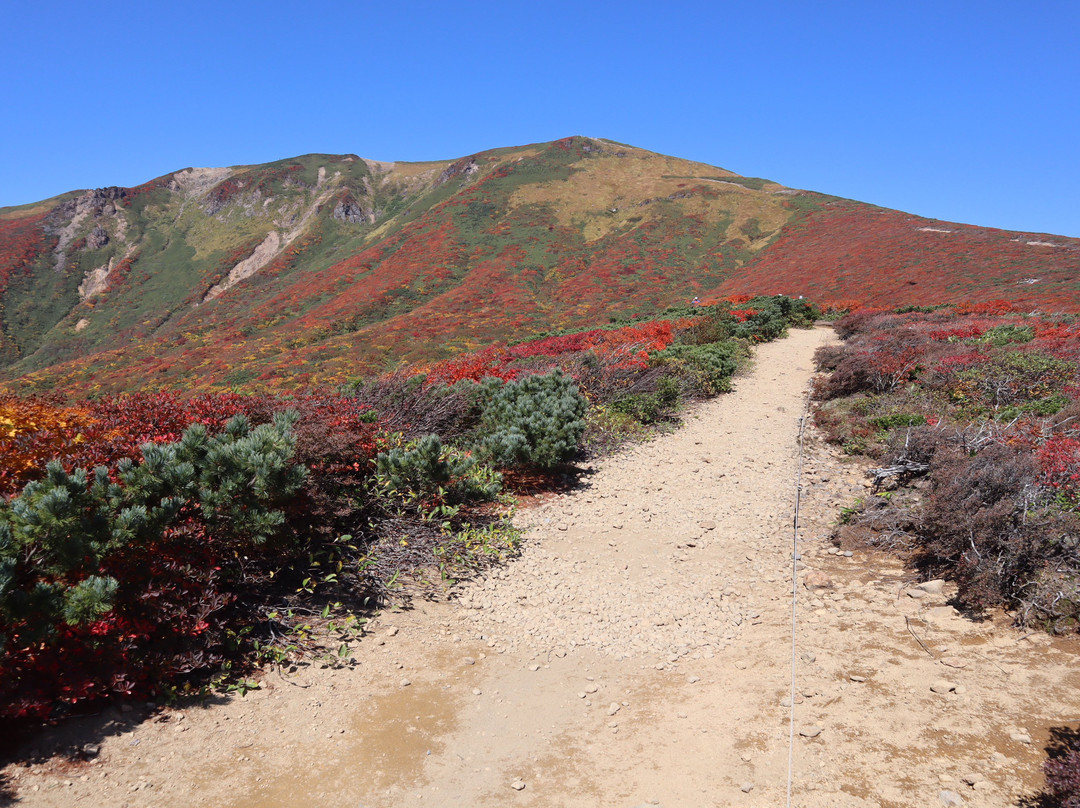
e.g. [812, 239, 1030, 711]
[0, 137, 1076, 396]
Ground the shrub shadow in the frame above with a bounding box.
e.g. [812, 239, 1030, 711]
[0, 692, 230, 803]
[1018, 724, 1080, 807]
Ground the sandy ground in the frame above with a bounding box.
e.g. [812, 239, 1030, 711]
[5, 326, 1078, 807]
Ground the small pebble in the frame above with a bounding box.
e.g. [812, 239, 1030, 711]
[740, 782, 754, 793]
[511, 779, 526, 791]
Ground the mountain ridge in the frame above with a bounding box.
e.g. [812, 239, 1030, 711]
[1, 135, 1077, 395]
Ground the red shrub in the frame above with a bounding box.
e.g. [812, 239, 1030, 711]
[1039, 436, 1080, 504]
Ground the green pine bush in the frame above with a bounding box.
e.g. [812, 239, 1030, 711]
[654, 340, 742, 396]
[476, 370, 586, 468]
[0, 413, 306, 655]
[375, 433, 501, 505]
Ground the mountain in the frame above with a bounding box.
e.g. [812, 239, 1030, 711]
[1, 136, 1077, 395]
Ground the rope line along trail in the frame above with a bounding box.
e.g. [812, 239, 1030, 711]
[787, 389, 811, 808]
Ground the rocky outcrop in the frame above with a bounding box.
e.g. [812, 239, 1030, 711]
[45, 188, 130, 273]
[169, 167, 233, 200]
[203, 178, 244, 216]
[86, 226, 109, 250]
[437, 156, 479, 185]
[332, 198, 366, 224]
[84, 187, 126, 216]
[79, 255, 116, 300]
[79, 263, 110, 300]
[48, 187, 127, 229]
[203, 231, 281, 301]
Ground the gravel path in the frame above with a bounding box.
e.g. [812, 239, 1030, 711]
[457, 334, 812, 667]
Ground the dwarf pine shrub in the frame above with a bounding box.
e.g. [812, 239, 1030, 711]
[0, 413, 306, 714]
[654, 341, 741, 396]
[476, 370, 586, 468]
[375, 433, 501, 505]
[188, 412, 308, 544]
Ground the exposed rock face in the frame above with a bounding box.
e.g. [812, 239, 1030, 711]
[87, 187, 125, 211]
[48, 187, 127, 229]
[79, 257, 115, 300]
[169, 167, 233, 199]
[203, 178, 243, 216]
[437, 156, 479, 185]
[84, 187, 126, 217]
[203, 231, 282, 301]
[86, 226, 109, 250]
[93, 186, 126, 201]
[48, 188, 126, 272]
[332, 199, 366, 224]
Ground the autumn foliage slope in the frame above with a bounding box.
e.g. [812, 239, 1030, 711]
[1, 137, 1076, 397]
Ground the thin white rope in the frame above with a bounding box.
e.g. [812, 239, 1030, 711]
[788, 393, 810, 808]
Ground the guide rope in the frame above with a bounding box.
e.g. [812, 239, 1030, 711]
[787, 391, 811, 808]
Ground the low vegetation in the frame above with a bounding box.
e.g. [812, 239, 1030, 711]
[814, 302, 1080, 629]
[0, 295, 815, 723]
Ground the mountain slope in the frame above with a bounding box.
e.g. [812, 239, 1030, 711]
[1, 136, 1077, 394]
[708, 201, 1080, 308]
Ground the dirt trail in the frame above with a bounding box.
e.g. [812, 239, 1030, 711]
[8, 327, 1078, 807]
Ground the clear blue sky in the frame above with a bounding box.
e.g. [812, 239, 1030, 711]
[2, 1, 1078, 237]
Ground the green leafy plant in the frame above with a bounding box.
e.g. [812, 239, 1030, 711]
[977, 324, 1035, 345]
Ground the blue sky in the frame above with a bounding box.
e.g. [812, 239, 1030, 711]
[3, 1, 1078, 236]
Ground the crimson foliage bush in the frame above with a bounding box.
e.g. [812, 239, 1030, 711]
[1035, 727, 1080, 808]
